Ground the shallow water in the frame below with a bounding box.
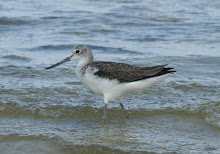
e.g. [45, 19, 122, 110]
[0, 0, 220, 153]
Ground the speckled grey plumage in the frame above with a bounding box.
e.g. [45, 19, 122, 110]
[84, 62, 175, 83]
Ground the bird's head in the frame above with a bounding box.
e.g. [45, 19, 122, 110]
[46, 45, 93, 69]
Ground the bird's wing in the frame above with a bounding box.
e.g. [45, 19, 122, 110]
[89, 62, 175, 83]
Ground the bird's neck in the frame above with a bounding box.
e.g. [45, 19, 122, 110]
[78, 57, 93, 67]
[76, 57, 93, 76]
[76, 53, 94, 78]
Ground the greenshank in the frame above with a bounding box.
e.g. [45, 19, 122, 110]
[46, 45, 175, 119]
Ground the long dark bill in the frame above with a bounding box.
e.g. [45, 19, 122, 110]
[45, 57, 71, 69]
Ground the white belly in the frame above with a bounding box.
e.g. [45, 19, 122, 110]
[76, 67, 171, 102]
[79, 72, 119, 96]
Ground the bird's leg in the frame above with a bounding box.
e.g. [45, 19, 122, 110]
[119, 98, 129, 118]
[102, 103, 108, 119]
[102, 97, 109, 119]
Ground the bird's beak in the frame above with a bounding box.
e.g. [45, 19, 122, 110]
[45, 56, 71, 69]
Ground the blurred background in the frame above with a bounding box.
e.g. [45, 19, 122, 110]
[0, 0, 220, 153]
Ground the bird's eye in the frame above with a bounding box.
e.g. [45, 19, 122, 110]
[75, 50, 80, 54]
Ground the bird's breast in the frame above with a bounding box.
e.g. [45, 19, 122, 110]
[76, 66, 101, 95]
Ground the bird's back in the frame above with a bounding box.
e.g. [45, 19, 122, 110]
[88, 61, 175, 83]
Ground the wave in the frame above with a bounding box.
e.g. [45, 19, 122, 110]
[0, 17, 29, 25]
[28, 44, 74, 51]
[2, 55, 31, 61]
[0, 134, 133, 154]
[27, 44, 140, 54]
[171, 82, 220, 91]
[0, 101, 219, 128]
